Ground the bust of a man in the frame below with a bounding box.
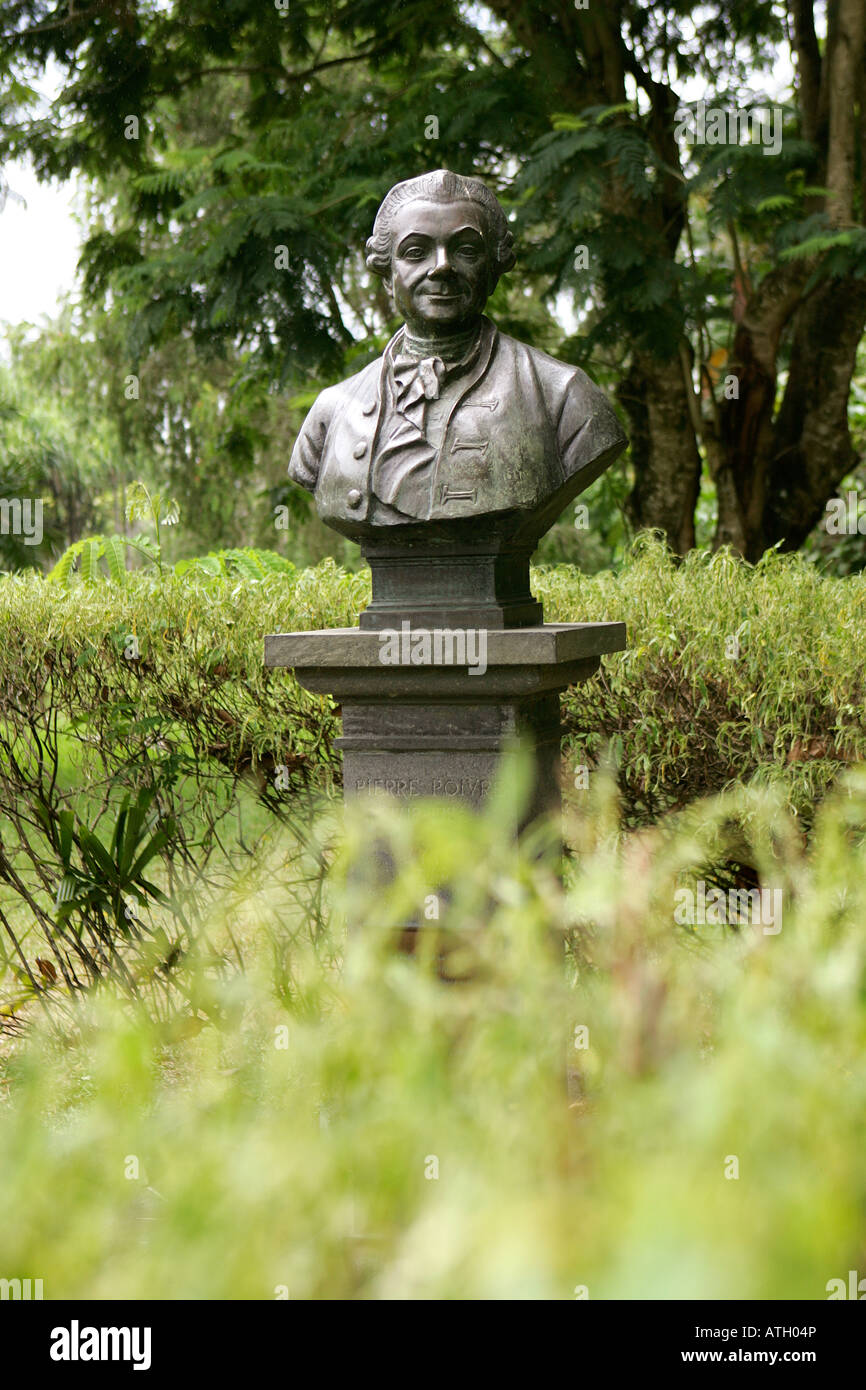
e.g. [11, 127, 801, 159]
[289, 169, 625, 547]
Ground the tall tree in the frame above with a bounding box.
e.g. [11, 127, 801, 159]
[1, 0, 863, 561]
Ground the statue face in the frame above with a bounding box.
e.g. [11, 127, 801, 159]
[388, 199, 490, 338]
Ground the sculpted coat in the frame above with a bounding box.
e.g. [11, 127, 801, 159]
[287, 169, 626, 542]
[290, 317, 624, 535]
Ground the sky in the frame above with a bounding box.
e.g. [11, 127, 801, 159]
[0, 56, 85, 346]
[0, 158, 84, 332]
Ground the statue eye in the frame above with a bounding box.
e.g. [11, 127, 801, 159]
[401, 245, 427, 260]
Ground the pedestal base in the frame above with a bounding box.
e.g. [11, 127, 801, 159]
[340, 691, 563, 821]
[264, 622, 626, 823]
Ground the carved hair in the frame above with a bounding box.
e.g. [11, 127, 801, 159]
[365, 169, 516, 289]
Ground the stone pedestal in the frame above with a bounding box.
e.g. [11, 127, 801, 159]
[264, 622, 626, 823]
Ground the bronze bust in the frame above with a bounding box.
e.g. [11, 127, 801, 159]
[268, 171, 629, 826]
[289, 169, 626, 548]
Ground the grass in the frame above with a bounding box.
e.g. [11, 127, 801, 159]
[1, 763, 865, 1299]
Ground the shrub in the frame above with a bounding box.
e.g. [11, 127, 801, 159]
[541, 536, 866, 829]
[0, 558, 363, 1014]
[0, 534, 863, 1015]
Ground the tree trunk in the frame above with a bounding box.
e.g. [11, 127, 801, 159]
[713, 265, 809, 557]
[712, 0, 865, 559]
[618, 353, 701, 555]
[489, 0, 864, 561]
[766, 275, 866, 551]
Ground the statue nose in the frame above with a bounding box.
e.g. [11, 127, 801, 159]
[429, 248, 453, 277]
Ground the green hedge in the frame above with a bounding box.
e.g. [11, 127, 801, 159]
[0, 557, 362, 1009]
[0, 537, 863, 1012]
[539, 538, 866, 827]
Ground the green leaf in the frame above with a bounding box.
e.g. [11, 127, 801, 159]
[58, 810, 74, 869]
[550, 114, 589, 132]
[129, 821, 176, 882]
[78, 827, 119, 883]
[125, 481, 154, 526]
[175, 554, 222, 577]
[780, 232, 854, 261]
[102, 535, 128, 583]
[755, 194, 795, 213]
[47, 539, 86, 586]
[596, 102, 636, 124]
[80, 538, 101, 584]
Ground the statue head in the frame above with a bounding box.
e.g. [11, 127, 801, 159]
[365, 170, 516, 339]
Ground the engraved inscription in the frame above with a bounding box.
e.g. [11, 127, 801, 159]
[354, 777, 421, 797]
[353, 775, 490, 799]
[432, 777, 489, 797]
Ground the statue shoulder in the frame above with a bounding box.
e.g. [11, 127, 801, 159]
[289, 355, 383, 492]
[496, 333, 595, 394]
[307, 356, 383, 417]
[493, 331, 626, 461]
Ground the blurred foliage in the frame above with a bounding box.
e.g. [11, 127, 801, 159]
[0, 306, 334, 566]
[0, 345, 110, 570]
[1, 762, 865, 1298]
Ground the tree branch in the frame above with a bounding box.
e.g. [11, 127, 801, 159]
[789, 0, 823, 145]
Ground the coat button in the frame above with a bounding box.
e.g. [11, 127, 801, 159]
[361, 401, 376, 416]
[347, 489, 362, 508]
[353, 441, 367, 458]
